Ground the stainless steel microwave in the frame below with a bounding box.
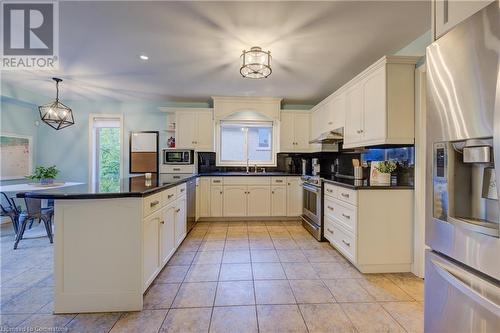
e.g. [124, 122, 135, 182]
[162, 149, 194, 165]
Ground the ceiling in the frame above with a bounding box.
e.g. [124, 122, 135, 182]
[1, 1, 430, 105]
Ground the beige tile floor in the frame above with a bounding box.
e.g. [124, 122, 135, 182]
[0, 220, 424, 332]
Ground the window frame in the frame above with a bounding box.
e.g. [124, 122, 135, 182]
[216, 120, 277, 167]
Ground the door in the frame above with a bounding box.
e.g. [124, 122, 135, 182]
[280, 112, 295, 152]
[196, 112, 214, 151]
[222, 186, 246, 217]
[271, 186, 287, 216]
[143, 212, 160, 288]
[362, 66, 386, 143]
[247, 185, 271, 216]
[210, 186, 223, 217]
[175, 112, 197, 149]
[344, 81, 363, 146]
[174, 196, 187, 247]
[424, 250, 500, 333]
[329, 92, 346, 130]
[293, 113, 311, 151]
[160, 204, 176, 265]
[198, 178, 210, 217]
[287, 177, 303, 216]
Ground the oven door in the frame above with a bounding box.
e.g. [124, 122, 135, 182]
[302, 183, 320, 224]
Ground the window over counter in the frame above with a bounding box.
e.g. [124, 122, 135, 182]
[217, 121, 276, 166]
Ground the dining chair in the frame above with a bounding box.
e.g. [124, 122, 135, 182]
[14, 198, 54, 249]
[0, 192, 21, 235]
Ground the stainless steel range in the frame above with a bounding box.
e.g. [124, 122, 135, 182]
[301, 175, 322, 241]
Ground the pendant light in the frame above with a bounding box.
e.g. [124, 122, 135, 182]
[240, 46, 272, 79]
[38, 78, 74, 130]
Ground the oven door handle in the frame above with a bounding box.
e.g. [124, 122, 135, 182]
[303, 183, 321, 193]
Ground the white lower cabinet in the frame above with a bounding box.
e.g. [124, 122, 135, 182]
[174, 195, 187, 247]
[323, 182, 414, 273]
[160, 203, 176, 266]
[143, 211, 160, 289]
[223, 186, 246, 217]
[143, 184, 187, 291]
[211, 186, 224, 216]
[198, 178, 210, 218]
[286, 177, 302, 216]
[271, 186, 287, 216]
[247, 186, 271, 216]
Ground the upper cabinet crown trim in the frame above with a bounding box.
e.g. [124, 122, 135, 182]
[158, 107, 213, 113]
[212, 96, 282, 121]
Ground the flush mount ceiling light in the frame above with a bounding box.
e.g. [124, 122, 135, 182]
[240, 46, 272, 79]
[38, 78, 75, 130]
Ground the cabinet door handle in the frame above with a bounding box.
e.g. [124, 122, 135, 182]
[175, 208, 181, 213]
[328, 121, 333, 125]
[326, 189, 333, 193]
[287, 183, 291, 186]
[359, 129, 363, 133]
[220, 191, 223, 194]
[150, 200, 159, 207]
[272, 191, 275, 194]
[160, 220, 165, 224]
[341, 193, 349, 198]
[342, 240, 351, 247]
[327, 206, 334, 211]
[342, 213, 350, 219]
[326, 228, 334, 234]
[168, 194, 174, 199]
[180, 188, 185, 192]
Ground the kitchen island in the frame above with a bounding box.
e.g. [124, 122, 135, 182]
[18, 174, 195, 314]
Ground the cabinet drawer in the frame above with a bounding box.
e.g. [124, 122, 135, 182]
[143, 192, 162, 217]
[176, 183, 187, 197]
[324, 183, 337, 198]
[211, 177, 223, 185]
[324, 197, 357, 234]
[162, 165, 195, 173]
[325, 216, 356, 263]
[161, 187, 177, 205]
[336, 187, 357, 206]
[223, 177, 270, 185]
[271, 177, 286, 185]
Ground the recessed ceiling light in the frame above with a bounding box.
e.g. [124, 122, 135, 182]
[139, 54, 149, 61]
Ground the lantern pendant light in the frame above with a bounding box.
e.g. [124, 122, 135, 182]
[240, 46, 272, 79]
[38, 78, 75, 130]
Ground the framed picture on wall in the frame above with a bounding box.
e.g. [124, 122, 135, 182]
[0, 133, 33, 180]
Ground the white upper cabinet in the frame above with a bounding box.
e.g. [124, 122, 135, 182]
[328, 92, 346, 131]
[434, 0, 494, 39]
[175, 109, 214, 151]
[342, 56, 419, 149]
[309, 89, 346, 149]
[280, 111, 311, 152]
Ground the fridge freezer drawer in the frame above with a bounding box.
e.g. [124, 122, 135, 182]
[424, 250, 500, 333]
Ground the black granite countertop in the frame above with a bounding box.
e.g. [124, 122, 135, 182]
[321, 177, 414, 190]
[16, 172, 303, 200]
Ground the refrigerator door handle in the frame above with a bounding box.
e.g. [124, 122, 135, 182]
[431, 258, 500, 316]
[494, 65, 500, 203]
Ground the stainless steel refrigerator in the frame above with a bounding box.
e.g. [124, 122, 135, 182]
[425, 2, 500, 332]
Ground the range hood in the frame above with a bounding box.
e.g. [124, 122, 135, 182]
[309, 127, 344, 144]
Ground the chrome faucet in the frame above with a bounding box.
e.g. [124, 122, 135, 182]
[254, 164, 258, 173]
[246, 158, 249, 173]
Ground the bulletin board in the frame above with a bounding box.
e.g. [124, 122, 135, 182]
[0, 134, 33, 180]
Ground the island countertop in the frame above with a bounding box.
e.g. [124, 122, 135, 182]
[16, 172, 303, 200]
[322, 176, 414, 190]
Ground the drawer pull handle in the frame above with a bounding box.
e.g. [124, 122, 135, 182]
[276, 180, 283, 183]
[150, 200, 159, 207]
[326, 189, 333, 193]
[168, 194, 174, 199]
[341, 193, 349, 198]
[342, 240, 351, 247]
[175, 208, 181, 213]
[327, 206, 334, 211]
[173, 168, 181, 171]
[213, 180, 221, 183]
[342, 213, 350, 219]
[173, 176, 180, 179]
[326, 228, 334, 234]
[160, 220, 165, 224]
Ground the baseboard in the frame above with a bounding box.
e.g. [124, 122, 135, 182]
[197, 216, 301, 222]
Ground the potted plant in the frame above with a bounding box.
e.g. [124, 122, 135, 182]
[374, 160, 397, 186]
[27, 165, 59, 185]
